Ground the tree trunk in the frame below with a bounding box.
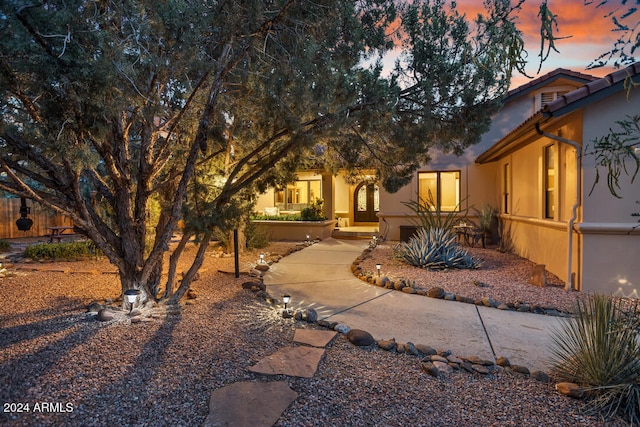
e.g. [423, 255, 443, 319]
[167, 231, 212, 305]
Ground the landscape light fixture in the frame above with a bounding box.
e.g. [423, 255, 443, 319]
[283, 294, 291, 311]
[259, 253, 265, 264]
[305, 234, 310, 242]
[376, 263, 381, 277]
[124, 289, 140, 315]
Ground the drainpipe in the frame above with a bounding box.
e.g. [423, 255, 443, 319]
[535, 123, 581, 291]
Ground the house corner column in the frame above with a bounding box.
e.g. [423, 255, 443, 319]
[321, 173, 335, 220]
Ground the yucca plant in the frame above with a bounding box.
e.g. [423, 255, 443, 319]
[402, 193, 468, 231]
[549, 294, 640, 424]
[399, 227, 480, 270]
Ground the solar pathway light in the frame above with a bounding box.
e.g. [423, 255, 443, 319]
[259, 253, 265, 264]
[124, 289, 140, 315]
[376, 263, 381, 277]
[283, 294, 291, 312]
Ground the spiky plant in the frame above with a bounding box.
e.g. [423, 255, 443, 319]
[399, 227, 480, 270]
[549, 294, 640, 424]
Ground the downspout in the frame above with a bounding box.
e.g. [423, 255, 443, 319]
[535, 123, 581, 291]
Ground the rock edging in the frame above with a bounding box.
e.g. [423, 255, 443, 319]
[350, 247, 572, 317]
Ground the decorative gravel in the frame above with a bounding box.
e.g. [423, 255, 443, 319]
[0, 240, 626, 426]
[358, 242, 581, 313]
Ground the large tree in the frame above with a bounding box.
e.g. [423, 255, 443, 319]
[0, 0, 528, 304]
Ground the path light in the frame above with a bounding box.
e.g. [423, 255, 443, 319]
[376, 263, 381, 277]
[124, 289, 140, 315]
[305, 234, 310, 243]
[259, 253, 265, 264]
[282, 294, 291, 312]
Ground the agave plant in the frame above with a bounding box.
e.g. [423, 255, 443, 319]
[399, 227, 480, 270]
[549, 294, 640, 424]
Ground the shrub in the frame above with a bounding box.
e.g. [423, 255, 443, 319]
[398, 227, 480, 270]
[550, 294, 640, 424]
[24, 240, 100, 260]
[0, 239, 11, 252]
[245, 221, 270, 250]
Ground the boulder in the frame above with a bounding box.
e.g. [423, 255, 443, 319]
[87, 302, 103, 313]
[401, 287, 417, 294]
[405, 342, 420, 356]
[432, 361, 453, 375]
[510, 365, 530, 376]
[415, 344, 437, 356]
[346, 329, 375, 347]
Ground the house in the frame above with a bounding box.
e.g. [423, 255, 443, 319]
[254, 63, 640, 298]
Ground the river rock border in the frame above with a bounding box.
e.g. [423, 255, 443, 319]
[350, 247, 572, 317]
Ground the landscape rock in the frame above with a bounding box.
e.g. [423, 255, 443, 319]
[401, 287, 417, 294]
[346, 329, 375, 347]
[529, 264, 547, 287]
[511, 365, 530, 376]
[376, 338, 396, 351]
[254, 263, 270, 272]
[432, 361, 453, 375]
[405, 342, 420, 356]
[427, 287, 445, 299]
[421, 361, 439, 378]
[530, 370, 550, 383]
[496, 357, 511, 367]
[87, 302, 103, 313]
[334, 323, 350, 334]
[300, 308, 318, 323]
[96, 308, 115, 322]
[416, 344, 437, 356]
[556, 382, 584, 399]
[472, 364, 491, 375]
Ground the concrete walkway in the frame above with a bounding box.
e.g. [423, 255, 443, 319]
[264, 238, 565, 372]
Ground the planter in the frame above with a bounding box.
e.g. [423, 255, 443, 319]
[251, 219, 337, 241]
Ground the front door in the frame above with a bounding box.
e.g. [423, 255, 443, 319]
[354, 182, 379, 222]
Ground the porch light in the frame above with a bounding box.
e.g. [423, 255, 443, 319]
[376, 263, 381, 277]
[283, 294, 291, 311]
[124, 289, 140, 315]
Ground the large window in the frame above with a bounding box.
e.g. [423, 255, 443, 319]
[275, 180, 321, 211]
[418, 171, 460, 211]
[544, 144, 556, 219]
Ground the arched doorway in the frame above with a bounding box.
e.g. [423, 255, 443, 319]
[354, 182, 379, 222]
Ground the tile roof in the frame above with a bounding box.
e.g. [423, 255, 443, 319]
[542, 62, 640, 115]
[504, 68, 597, 101]
[476, 62, 640, 164]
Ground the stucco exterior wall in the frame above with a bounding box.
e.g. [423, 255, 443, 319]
[577, 90, 640, 296]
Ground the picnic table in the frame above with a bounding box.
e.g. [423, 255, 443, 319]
[46, 226, 78, 243]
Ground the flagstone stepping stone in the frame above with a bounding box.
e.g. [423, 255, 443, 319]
[249, 346, 325, 378]
[293, 329, 337, 348]
[204, 381, 298, 427]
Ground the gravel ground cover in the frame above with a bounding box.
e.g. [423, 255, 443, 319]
[0, 238, 626, 426]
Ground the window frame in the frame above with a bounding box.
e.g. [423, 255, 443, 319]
[543, 144, 556, 219]
[274, 179, 322, 211]
[417, 170, 461, 212]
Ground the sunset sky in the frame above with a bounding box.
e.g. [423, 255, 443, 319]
[377, 1, 629, 89]
[490, 0, 622, 88]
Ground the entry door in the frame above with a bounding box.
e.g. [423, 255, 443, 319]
[354, 183, 379, 222]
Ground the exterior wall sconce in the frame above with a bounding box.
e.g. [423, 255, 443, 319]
[124, 289, 140, 315]
[376, 263, 381, 277]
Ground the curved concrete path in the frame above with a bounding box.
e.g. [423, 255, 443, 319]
[264, 238, 566, 372]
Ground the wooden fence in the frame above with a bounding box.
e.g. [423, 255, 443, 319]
[0, 198, 73, 239]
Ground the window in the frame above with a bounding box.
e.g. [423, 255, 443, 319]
[503, 163, 510, 214]
[544, 144, 556, 219]
[275, 180, 321, 211]
[418, 171, 460, 211]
